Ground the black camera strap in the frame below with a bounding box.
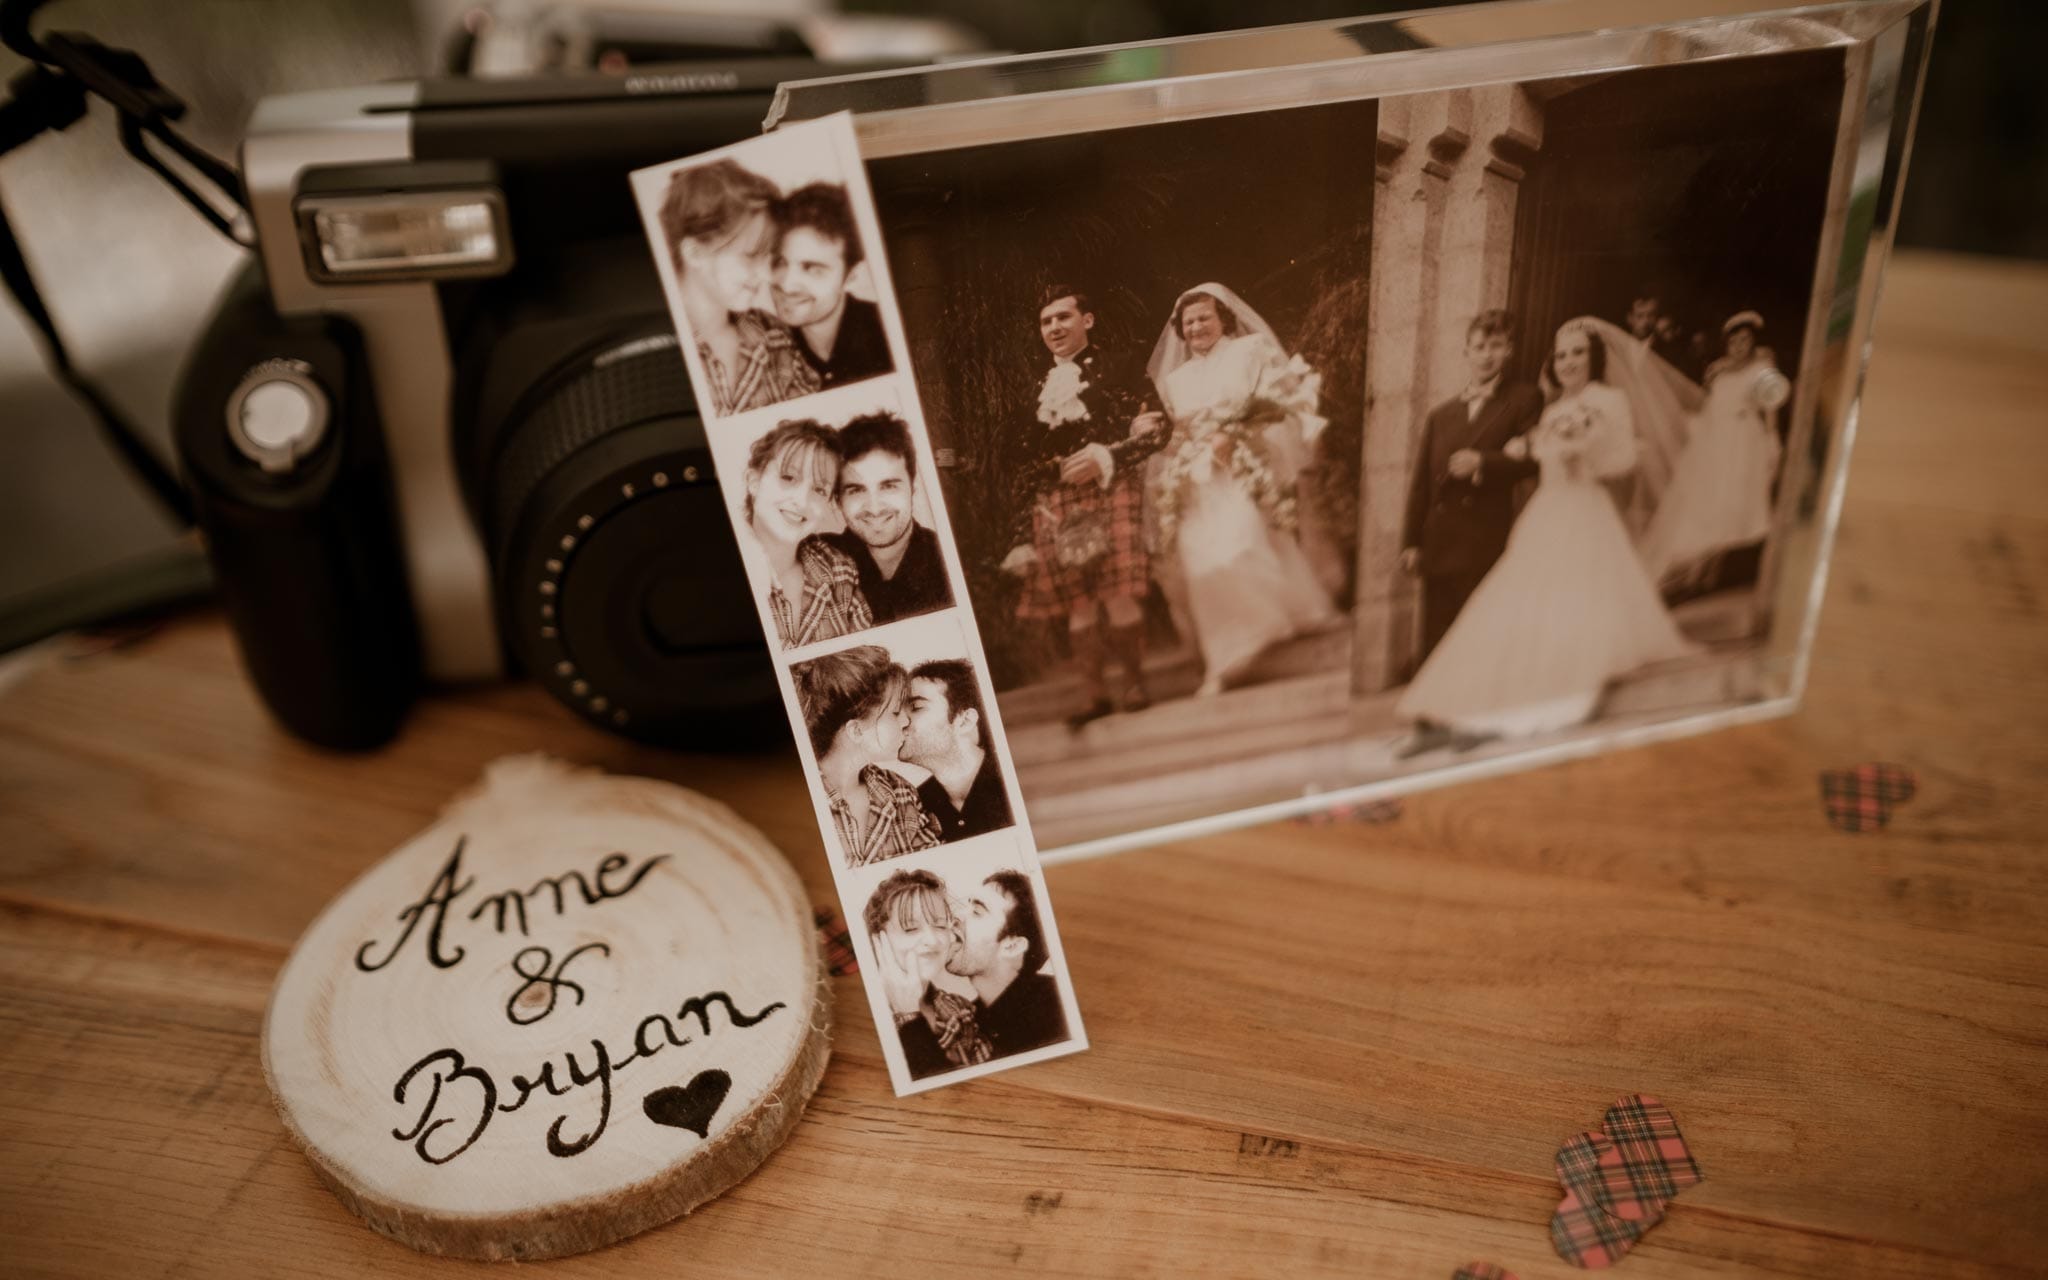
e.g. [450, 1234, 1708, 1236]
[0, 65, 194, 527]
[0, 195, 195, 527]
[1, 0, 260, 531]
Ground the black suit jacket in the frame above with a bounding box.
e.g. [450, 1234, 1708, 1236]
[1401, 380, 1545, 577]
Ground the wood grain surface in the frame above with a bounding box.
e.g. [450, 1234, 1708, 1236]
[3, 250, 2044, 1278]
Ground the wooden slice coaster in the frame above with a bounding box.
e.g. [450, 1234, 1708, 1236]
[263, 755, 830, 1260]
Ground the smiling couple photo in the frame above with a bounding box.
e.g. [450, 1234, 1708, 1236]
[728, 408, 956, 651]
[655, 157, 893, 418]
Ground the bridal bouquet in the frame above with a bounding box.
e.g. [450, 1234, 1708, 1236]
[1750, 365, 1792, 411]
[1154, 366, 1321, 550]
[1154, 428, 1296, 552]
[1539, 401, 1600, 477]
[1549, 401, 1597, 446]
[1263, 352, 1329, 450]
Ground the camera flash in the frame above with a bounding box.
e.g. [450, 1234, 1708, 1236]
[299, 190, 512, 281]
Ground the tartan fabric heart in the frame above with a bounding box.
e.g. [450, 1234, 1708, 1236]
[1451, 1265, 1521, 1280]
[1555, 1130, 1615, 1205]
[1549, 1185, 1646, 1269]
[1820, 762, 1917, 833]
[1593, 1094, 1704, 1221]
[1549, 1097, 1706, 1267]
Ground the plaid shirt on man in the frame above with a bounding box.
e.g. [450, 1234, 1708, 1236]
[768, 538, 873, 649]
[699, 310, 821, 417]
[831, 764, 941, 867]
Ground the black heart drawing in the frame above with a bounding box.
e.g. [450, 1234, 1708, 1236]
[642, 1070, 732, 1139]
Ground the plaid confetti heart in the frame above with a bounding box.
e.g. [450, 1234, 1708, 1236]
[1550, 1185, 1646, 1269]
[1452, 1265, 1521, 1280]
[1555, 1130, 1620, 1208]
[814, 906, 858, 977]
[1819, 762, 1917, 833]
[1593, 1094, 1703, 1221]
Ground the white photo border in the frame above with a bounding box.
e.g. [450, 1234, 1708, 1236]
[631, 115, 1088, 1096]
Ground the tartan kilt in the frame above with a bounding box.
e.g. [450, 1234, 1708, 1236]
[1018, 468, 1152, 619]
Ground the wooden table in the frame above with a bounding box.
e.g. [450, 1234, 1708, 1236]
[3, 250, 2043, 1278]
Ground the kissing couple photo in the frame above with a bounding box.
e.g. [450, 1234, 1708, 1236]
[653, 155, 893, 418]
[863, 862, 1069, 1081]
[728, 408, 955, 650]
[793, 637, 1014, 867]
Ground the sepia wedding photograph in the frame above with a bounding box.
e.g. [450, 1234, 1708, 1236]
[868, 44, 1850, 853]
[633, 127, 895, 421]
[790, 614, 1016, 868]
[1355, 45, 1847, 771]
[866, 98, 1377, 850]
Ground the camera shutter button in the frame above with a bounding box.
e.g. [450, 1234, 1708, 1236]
[227, 360, 330, 474]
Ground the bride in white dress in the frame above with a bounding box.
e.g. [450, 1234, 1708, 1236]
[1396, 316, 1697, 738]
[1147, 284, 1339, 696]
[1640, 311, 1791, 586]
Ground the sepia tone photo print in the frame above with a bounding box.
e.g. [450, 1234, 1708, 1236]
[867, 43, 1850, 852]
[1360, 47, 1846, 769]
[706, 390, 956, 651]
[867, 98, 1377, 849]
[855, 843, 1073, 1084]
[635, 127, 895, 421]
[790, 615, 1015, 868]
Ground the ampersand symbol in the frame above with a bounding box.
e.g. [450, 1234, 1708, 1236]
[505, 942, 610, 1026]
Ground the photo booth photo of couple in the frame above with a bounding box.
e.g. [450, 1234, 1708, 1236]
[1395, 305, 1791, 756]
[794, 640, 1013, 867]
[863, 863, 1067, 1081]
[730, 410, 955, 650]
[656, 157, 893, 418]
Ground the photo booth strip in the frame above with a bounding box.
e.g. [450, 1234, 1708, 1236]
[632, 113, 1088, 1095]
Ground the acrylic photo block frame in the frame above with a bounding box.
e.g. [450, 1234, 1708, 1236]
[772, 0, 1936, 862]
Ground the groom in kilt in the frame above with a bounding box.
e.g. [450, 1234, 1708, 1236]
[1000, 286, 1166, 729]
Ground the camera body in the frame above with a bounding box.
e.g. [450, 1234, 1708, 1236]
[175, 64, 824, 749]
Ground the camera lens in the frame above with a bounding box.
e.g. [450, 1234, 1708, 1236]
[479, 324, 781, 746]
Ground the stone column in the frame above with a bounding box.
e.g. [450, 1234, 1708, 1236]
[1429, 88, 1544, 398]
[1353, 85, 1544, 695]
